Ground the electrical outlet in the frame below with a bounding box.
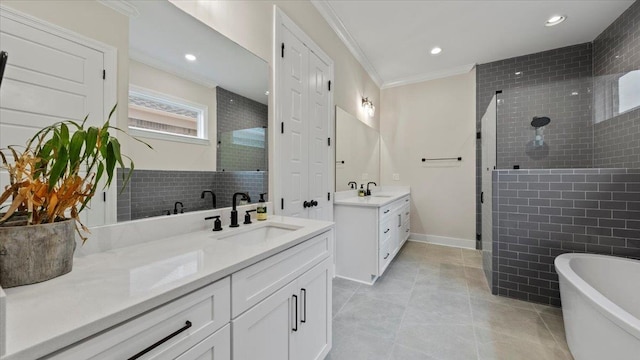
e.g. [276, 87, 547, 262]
[361, 173, 368, 180]
[393, 173, 400, 181]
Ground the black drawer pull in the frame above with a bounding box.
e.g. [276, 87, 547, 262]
[384, 228, 390, 234]
[128, 321, 192, 360]
[384, 253, 390, 260]
[292, 294, 298, 332]
[301, 288, 307, 324]
[384, 209, 390, 214]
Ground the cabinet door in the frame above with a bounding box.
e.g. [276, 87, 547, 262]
[232, 281, 297, 360]
[291, 258, 332, 360]
[175, 324, 230, 360]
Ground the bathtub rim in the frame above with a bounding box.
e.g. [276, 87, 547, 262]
[555, 253, 640, 341]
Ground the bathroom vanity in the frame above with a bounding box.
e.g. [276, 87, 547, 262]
[334, 188, 410, 284]
[0, 213, 333, 360]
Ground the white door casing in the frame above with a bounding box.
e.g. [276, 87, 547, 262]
[481, 95, 497, 273]
[0, 6, 117, 226]
[274, 7, 334, 221]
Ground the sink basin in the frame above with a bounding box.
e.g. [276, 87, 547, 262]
[371, 194, 394, 198]
[216, 223, 301, 246]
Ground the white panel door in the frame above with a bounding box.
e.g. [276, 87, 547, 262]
[291, 258, 331, 360]
[481, 96, 497, 260]
[232, 281, 296, 360]
[306, 50, 330, 221]
[0, 13, 106, 226]
[279, 25, 309, 219]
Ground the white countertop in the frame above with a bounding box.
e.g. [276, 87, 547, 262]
[0, 216, 333, 360]
[334, 190, 410, 208]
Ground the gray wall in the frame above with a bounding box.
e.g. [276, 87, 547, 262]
[593, 0, 640, 168]
[492, 168, 640, 306]
[216, 87, 268, 172]
[116, 169, 267, 221]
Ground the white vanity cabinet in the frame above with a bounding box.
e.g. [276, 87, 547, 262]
[335, 194, 410, 284]
[232, 231, 333, 360]
[47, 278, 231, 360]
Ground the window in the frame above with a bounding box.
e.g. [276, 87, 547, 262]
[128, 86, 208, 144]
[618, 70, 640, 114]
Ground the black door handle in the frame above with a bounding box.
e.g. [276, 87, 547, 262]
[301, 288, 307, 323]
[292, 294, 298, 332]
[311, 200, 318, 207]
[303, 201, 310, 208]
[128, 321, 192, 360]
[480, 191, 484, 204]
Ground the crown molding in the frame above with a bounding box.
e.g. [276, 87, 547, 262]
[129, 49, 218, 89]
[381, 63, 476, 89]
[97, 0, 139, 18]
[311, 0, 382, 88]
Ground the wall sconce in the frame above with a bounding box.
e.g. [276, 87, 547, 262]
[362, 97, 375, 117]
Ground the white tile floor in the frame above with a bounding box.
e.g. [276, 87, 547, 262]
[328, 241, 573, 360]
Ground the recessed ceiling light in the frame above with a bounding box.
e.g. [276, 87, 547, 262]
[571, 91, 579, 96]
[185, 54, 197, 61]
[430, 47, 442, 55]
[545, 15, 566, 27]
[515, 71, 523, 75]
[265, 91, 270, 96]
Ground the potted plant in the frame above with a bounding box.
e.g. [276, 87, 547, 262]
[0, 106, 147, 288]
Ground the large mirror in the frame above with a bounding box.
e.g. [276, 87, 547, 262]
[335, 107, 380, 191]
[117, 0, 269, 222]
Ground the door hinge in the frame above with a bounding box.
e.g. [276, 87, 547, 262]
[102, 69, 106, 80]
[281, 198, 284, 210]
[328, 80, 331, 91]
[476, 132, 481, 139]
[281, 122, 284, 134]
[281, 43, 285, 58]
[327, 137, 331, 146]
[103, 191, 106, 202]
[327, 192, 330, 201]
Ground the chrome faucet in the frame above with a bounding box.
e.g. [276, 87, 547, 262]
[366, 182, 377, 196]
[230, 192, 250, 227]
[173, 201, 184, 214]
[201, 190, 216, 209]
[347, 181, 357, 189]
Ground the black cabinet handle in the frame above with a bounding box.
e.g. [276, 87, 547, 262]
[384, 209, 390, 214]
[384, 253, 390, 260]
[481, 191, 484, 204]
[128, 321, 192, 360]
[384, 228, 390, 234]
[303, 201, 310, 208]
[301, 288, 307, 324]
[292, 294, 298, 332]
[311, 200, 318, 207]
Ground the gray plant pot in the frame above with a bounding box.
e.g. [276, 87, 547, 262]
[0, 219, 76, 288]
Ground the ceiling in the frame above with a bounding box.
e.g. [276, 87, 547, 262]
[128, 0, 268, 104]
[312, 0, 635, 88]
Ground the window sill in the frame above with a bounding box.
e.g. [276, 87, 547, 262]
[129, 127, 210, 146]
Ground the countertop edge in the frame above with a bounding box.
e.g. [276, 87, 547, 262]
[1, 222, 334, 360]
[333, 192, 410, 207]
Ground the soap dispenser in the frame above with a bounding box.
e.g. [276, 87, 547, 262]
[257, 193, 267, 221]
[358, 184, 365, 197]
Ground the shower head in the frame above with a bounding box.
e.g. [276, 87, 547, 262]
[531, 116, 551, 128]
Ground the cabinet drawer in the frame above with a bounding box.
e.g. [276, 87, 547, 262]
[231, 230, 332, 318]
[49, 278, 231, 360]
[175, 324, 230, 360]
[379, 204, 394, 219]
[379, 218, 393, 243]
[400, 204, 410, 224]
[378, 239, 392, 274]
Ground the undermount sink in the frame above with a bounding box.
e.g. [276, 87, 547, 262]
[216, 223, 301, 246]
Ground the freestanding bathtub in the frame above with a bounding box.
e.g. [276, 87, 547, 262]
[556, 253, 640, 360]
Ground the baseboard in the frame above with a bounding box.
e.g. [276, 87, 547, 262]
[334, 274, 375, 286]
[409, 233, 476, 249]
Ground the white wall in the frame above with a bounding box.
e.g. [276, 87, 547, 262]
[128, 60, 217, 170]
[380, 70, 476, 244]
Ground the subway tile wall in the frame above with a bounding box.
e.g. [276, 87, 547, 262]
[216, 87, 268, 172]
[116, 169, 267, 221]
[593, 0, 640, 168]
[492, 168, 640, 306]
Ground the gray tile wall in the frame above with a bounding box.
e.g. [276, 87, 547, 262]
[492, 168, 640, 306]
[216, 87, 268, 172]
[593, 0, 640, 168]
[116, 168, 267, 221]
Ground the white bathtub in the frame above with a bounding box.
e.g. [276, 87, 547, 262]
[556, 253, 640, 360]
